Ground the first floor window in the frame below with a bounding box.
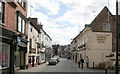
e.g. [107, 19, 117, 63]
[0, 2, 4, 23]
[22, 20, 25, 34]
[18, 16, 22, 32]
[18, 15, 26, 34]
[0, 42, 10, 69]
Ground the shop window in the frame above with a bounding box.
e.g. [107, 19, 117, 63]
[0, 2, 4, 23]
[0, 42, 10, 69]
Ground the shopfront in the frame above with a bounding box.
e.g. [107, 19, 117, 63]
[0, 26, 16, 73]
[14, 38, 27, 70]
[0, 42, 10, 72]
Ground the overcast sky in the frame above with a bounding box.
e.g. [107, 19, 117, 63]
[27, 0, 117, 45]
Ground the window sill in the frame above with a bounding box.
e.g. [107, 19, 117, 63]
[0, 23, 6, 27]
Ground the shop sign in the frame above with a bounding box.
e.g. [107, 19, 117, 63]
[96, 34, 109, 43]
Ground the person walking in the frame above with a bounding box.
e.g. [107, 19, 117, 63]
[80, 58, 84, 69]
[86, 56, 89, 68]
[77, 58, 81, 68]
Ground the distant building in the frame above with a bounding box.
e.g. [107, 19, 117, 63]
[77, 25, 112, 67]
[37, 24, 53, 62]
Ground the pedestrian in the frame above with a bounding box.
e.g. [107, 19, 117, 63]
[77, 58, 81, 68]
[86, 56, 89, 68]
[80, 58, 84, 69]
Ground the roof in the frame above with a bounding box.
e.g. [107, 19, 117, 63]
[28, 17, 40, 33]
[90, 6, 113, 27]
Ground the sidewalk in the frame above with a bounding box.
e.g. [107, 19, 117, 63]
[15, 62, 48, 72]
[68, 59, 115, 72]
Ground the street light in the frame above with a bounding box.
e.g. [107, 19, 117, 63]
[116, 0, 119, 74]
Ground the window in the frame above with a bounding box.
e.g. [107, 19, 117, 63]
[0, 2, 4, 23]
[0, 42, 10, 69]
[18, 16, 22, 32]
[29, 38, 32, 49]
[18, 0, 26, 9]
[103, 23, 111, 31]
[29, 24, 32, 32]
[22, 20, 25, 34]
[18, 16, 26, 34]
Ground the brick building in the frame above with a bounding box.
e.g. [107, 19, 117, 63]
[90, 6, 120, 52]
[0, 0, 28, 73]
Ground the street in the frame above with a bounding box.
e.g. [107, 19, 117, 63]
[15, 58, 115, 74]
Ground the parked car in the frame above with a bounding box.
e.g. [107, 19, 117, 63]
[54, 56, 60, 62]
[48, 58, 58, 65]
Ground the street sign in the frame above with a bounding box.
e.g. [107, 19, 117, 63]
[17, 37, 21, 44]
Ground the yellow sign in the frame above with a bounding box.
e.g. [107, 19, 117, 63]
[14, 52, 19, 56]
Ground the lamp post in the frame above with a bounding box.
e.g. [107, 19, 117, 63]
[116, 0, 119, 74]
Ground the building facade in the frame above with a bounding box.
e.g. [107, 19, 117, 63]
[26, 18, 41, 68]
[38, 25, 53, 62]
[0, 0, 28, 73]
[77, 26, 112, 67]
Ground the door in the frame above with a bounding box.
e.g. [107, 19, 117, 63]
[20, 47, 25, 69]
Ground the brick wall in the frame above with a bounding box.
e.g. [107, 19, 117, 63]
[1, 1, 28, 34]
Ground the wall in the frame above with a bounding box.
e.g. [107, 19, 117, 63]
[77, 28, 112, 67]
[2, 1, 27, 33]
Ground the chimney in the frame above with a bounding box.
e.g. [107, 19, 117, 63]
[28, 18, 38, 25]
[37, 25, 43, 29]
[85, 24, 90, 28]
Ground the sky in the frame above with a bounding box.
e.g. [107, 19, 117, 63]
[27, 0, 117, 45]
